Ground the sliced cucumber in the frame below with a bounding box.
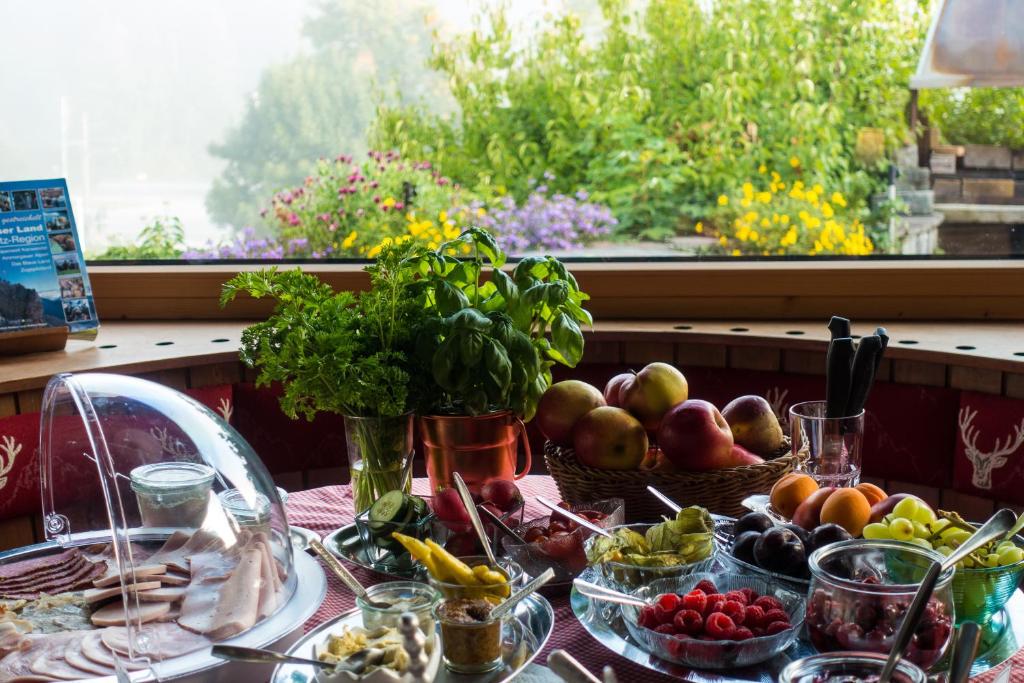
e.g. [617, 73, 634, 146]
[409, 495, 429, 520]
[369, 490, 408, 527]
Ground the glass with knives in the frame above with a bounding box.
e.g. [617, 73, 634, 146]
[792, 316, 888, 488]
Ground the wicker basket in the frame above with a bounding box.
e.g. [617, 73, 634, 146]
[544, 439, 798, 522]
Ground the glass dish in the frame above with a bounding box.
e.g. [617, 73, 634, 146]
[353, 503, 435, 572]
[806, 539, 955, 670]
[429, 497, 524, 557]
[779, 651, 927, 683]
[130, 461, 215, 528]
[951, 530, 1024, 625]
[433, 597, 506, 674]
[619, 573, 805, 669]
[584, 523, 716, 590]
[355, 580, 441, 642]
[426, 555, 524, 602]
[501, 498, 624, 582]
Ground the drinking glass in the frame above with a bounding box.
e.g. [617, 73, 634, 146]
[789, 400, 864, 487]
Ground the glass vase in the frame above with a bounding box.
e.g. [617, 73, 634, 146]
[344, 412, 414, 513]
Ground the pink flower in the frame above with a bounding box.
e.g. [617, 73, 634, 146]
[356, 209, 364, 217]
[288, 213, 300, 226]
[318, 213, 331, 223]
[369, 180, 379, 189]
[395, 202, 405, 210]
[329, 223, 337, 232]
[373, 195, 381, 203]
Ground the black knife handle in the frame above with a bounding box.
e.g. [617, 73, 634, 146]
[847, 335, 882, 416]
[828, 316, 851, 341]
[873, 326, 889, 376]
[826, 337, 855, 418]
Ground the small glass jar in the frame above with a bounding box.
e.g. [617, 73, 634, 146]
[433, 597, 504, 674]
[130, 462, 215, 528]
[218, 488, 272, 535]
[356, 580, 441, 643]
[779, 652, 927, 683]
[806, 539, 955, 671]
[426, 555, 523, 603]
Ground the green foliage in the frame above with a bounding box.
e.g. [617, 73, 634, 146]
[372, 0, 928, 239]
[220, 244, 428, 419]
[92, 216, 185, 260]
[206, 0, 444, 229]
[399, 227, 591, 420]
[921, 88, 1024, 148]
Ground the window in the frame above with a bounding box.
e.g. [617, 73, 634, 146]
[2, 0, 1023, 264]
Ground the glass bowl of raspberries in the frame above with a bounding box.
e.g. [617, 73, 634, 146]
[621, 572, 806, 669]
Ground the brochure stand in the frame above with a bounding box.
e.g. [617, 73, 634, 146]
[0, 326, 69, 355]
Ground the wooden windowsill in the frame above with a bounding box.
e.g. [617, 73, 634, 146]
[2, 319, 1023, 395]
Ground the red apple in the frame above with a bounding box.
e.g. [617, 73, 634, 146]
[573, 407, 648, 470]
[536, 380, 606, 446]
[480, 479, 522, 512]
[603, 373, 633, 407]
[729, 444, 765, 466]
[620, 363, 689, 432]
[657, 399, 734, 471]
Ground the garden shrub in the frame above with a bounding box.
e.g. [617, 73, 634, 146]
[921, 88, 1024, 149]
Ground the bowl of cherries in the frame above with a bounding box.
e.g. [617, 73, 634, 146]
[500, 498, 624, 586]
[621, 573, 806, 669]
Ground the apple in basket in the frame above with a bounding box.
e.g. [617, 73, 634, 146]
[658, 400, 735, 471]
[573, 407, 648, 470]
[535, 380, 606, 447]
[618, 363, 689, 432]
[721, 395, 784, 457]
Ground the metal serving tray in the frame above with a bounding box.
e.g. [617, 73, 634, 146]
[322, 523, 420, 581]
[272, 593, 554, 683]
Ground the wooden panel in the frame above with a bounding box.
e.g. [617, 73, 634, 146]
[16, 390, 43, 414]
[0, 517, 36, 553]
[0, 394, 16, 418]
[189, 362, 243, 389]
[623, 341, 674, 365]
[242, 365, 259, 384]
[137, 368, 190, 392]
[949, 366, 1003, 395]
[729, 346, 781, 372]
[875, 358, 893, 383]
[676, 343, 727, 369]
[892, 360, 947, 387]
[1006, 373, 1024, 399]
[581, 341, 621, 365]
[940, 489, 996, 520]
[782, 350, 826, 375]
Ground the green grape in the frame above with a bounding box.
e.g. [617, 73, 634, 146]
[909, 537, 934, 550]
[863, 523, 892, 540]
[998, 546, 1024, 565]
[944, 529, 972, 547]
[889, 517, 915, 542]
[996, 541, 1017, 554]
[985, 553, 1001, 567]
[962, 555, 976, 568]
[912, 521, 931, 539]
[912, 505, 936, 524]
[893, 497, 921, 519]
[929, 518, 951, 534]
[935, 545, 954, 556]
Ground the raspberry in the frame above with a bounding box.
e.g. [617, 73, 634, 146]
[753, 595, 783, 612]
[705, 599, 726, 617]
[763, 608, 789, 625]
[693, 579, 718, 595]
[681, 589, 707, 614]
[744, 605, 765, 627]
[724, 590, 748, 605]
[751, 626, 766, 637]
[731, 626, 754, 641]
[740, 587, 758, 604]
[704, 612, 737, 639]
[673, 608, 703, 636]
[654, 623, 677, 636]
[637, 605, 659, 629]
[655, 593, 682, 623]
[765, 620, 791, 635]
[722, 600, 746, 625]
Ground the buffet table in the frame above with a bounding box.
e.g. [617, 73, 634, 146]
[286, 476, 1020, 683]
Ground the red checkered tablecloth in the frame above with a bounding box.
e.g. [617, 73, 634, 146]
[286, 476, 1019, 682]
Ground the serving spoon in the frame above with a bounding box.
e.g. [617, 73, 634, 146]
[537, 496, 613, 538]
[479, 504, 525, 544]
[211, 644, 377, 672]
[309, 539, 391, 608]
[878, 508, 1016, 682]
[453, 472, 499, 567]
[490, 567, 555, 620]
[571, 578, 647, 608]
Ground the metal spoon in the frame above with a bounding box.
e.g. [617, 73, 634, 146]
[309, 539, 391, 608]
[479, 504, 525, 544]
[879, 508, 1016, 682]
[452, 472, 499, 567]
[537, 496, 613, 538]
[949, 622, 982, 683]
[646, 485, 681, 514]
[490, 567, 555, 620]
[548, 650, 602, 683]
[211, 644, 337, 671]
[572, 579, 647, 608]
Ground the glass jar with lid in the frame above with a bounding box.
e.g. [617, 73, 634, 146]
[130, 461, 215, 528]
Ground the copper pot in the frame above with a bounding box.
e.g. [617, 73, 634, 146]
[419, 411, 532, 494]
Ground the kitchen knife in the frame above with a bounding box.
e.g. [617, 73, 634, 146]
[874, 326, 889, 376]
[828, 316, 851, 341]
[846, 334, 882, 416]
[826, 337, 855, 418]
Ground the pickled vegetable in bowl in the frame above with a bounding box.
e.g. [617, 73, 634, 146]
[586, 506, 714, 567]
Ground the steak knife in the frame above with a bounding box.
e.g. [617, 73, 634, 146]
[826, 337, 855, 418]
[846, 334, 882, 416]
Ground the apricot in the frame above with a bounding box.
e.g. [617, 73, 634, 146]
[854, 482, 887, 506]
[770, 473, 819, 519]
[819, 488, 872, 537]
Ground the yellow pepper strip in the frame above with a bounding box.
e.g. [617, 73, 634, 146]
[391, 532, 432, 562]
[424, 539, 480, 586]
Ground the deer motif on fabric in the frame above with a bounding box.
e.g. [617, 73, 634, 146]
[959, 406, 1024, 490]
[0, 435, 21, 490]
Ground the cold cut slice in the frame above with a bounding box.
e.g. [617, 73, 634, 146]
[63, 643, 114, 677]
[83, 581, 162, 604]
[0, 550, 79, 581]
[179, 547, 260, 640]
[92, 563, 166, 588]
[136, 586, 186, 602]
[102, 623, 209, 661]
[157, 572, 190, 586]
[90, 600, 171, 627]
[80, 632, 146, 671]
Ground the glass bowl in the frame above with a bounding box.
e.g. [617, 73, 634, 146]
[807, 539, 955, 670]
[426, 554, 524, 603]
[501, 498, 624, 583]
[719, 515, 813, 592]
[619, 573, 805, 669]
[585, 523, 716, 590]
[433, 597, 506, 674]
[779, 651, 927, 683]
[355, 580, 441, 641]
[430, 498, 525, 557]
[354, 503, 435, 572]
[950, 530, 1024, 625]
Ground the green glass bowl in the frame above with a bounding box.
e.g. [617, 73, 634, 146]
[952, 558, 1024, 625]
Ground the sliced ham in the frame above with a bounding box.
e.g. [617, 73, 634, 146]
[63, 643, 114, 677]
[29, 649, 94, 681]
[92, 563, 166, 588]
[255, 542, 278, 620]
[188, 550, 239, 583]
[179, 546, 260, 640]
[148, 529, 226, 574]
[0, 622, 29, 658]
[136, 586, 186, 602]
[157, 572, 190, 586]
[102, 623, 209, 661]
[83, 581, 163, 604]
[158, 607, 181, 623]
[90, 600, 171, 627]
[80, 632, 146, 671]
[0, 632, 90, 681]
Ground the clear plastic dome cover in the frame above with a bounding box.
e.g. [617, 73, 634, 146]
[24, 372, 295, 672]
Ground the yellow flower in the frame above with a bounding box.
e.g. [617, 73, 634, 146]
[771, 171, 781, 183]
[718, 194, 729, 206]
[719, 235, 728, 246]
[742, 182, 754, 198]
[760, 218, 771, 228]
[750, 230, 759, 241]
[758, 164, 767, 174]
[382, 197, 396, 208]
[805, 190, 818, 206]
[367, 244, 383, 258]
[740, 197, 752, 208]
[695, 222, 704, 234]
[439, 210, 448, 223]
[756, 191, 772, 204]
[342, 230, 358, 249]
[475, 207, 486, 217]
[780, 214, 790, 225]
[821, 202, 834, 219]
[462, 244, 472, 255]
[732, 249, 741, 256]
[789, 156, 800, 168]
[789, 187, 805, 201]
[832, 192, 847, 208]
